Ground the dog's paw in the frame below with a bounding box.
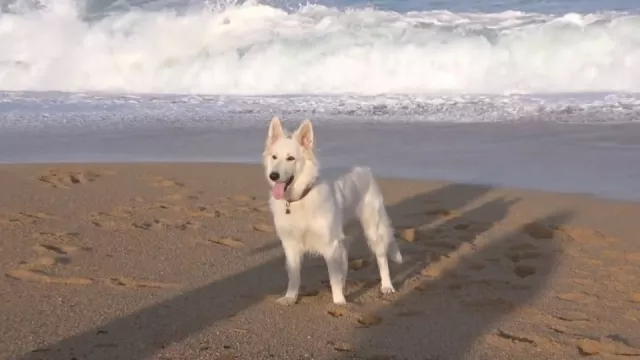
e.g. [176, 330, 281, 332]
[332, 297, 348, 305]
[276, 296, 298, 306]
[380, 286, 396, 295]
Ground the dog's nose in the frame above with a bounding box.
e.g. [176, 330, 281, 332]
[269, 172, 280, 181]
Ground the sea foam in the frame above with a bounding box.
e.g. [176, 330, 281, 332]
[1, 0, 639, 95]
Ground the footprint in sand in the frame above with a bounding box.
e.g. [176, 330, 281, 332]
[551, 225, 618, 243]
[37, 168, 102, 188]
[146, 202, 181, 211]
[149, 176, 185, 188]
[86, 206, 137, 228]
[92, 202, 215, 230]
[88, 212, 130, 229]
[252, 205, 271, 213]
[33, 231, 81, 244]
[7, 235, 177, 289]
[176, 220, 200, 230]
[395, 226, 463, 249]
[161, 192, 187, 202]
[328, 341, 354, 353]
[504, 242, 543, 279]
[186, 205, 228, 218]
[146, 203, 229, 219]
[132, 218, 201, 231]
[6, 269, 94, 285]
[453, 223, 472, 231]
[32, 242, 86, 255]
[252, 223, 275, 233]
[158, 190, 202, 203]
[551, 311, 591, 322]
[208, 237, 245, 249]
[521, 222, 555, 239]
[231, 194, 257, 203]
[1, 212, 58, 227]
[421, 241, 478, 278]
[425, 208, 460, 219]
[556, 292, 598, 304]
[105, 277, 178, 289]
[512, 264, 537, 279]
[570, 278, 595, 287]
[210, 195, 270, 218]
[19, 211, 58, 220]
[228, 195, 271, 213]
[485, 329, 541, 348]
[626, 252, 640, 264]
[0, 213, 24, 227]
[356, 312, 383, 327]
[327, 307, 348, 318]
[6, 240, 94, 285]
[576, 336, 640, 357]
[326, 305, 384, 329]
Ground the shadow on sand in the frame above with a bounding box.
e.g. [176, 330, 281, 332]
[337, 183, 570, 359]
[16, 183, 570, 360]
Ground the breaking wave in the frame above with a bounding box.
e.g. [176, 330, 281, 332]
[1, 0, 639, 95]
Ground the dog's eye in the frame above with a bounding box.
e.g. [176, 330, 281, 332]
[272, 155, 277, 160]
[286, 156, 295, 161]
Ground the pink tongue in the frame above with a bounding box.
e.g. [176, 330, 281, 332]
[272, 183, 286, 200]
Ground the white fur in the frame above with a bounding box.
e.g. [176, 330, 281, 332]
[262, 116, 403, 305]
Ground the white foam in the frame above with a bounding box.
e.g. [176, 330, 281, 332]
[1, 0, 639, 95]
[1, 91, 639, 135]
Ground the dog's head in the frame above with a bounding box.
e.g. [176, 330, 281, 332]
[263, 116, 315, 200]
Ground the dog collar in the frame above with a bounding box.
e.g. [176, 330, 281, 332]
[284, 184, 314, 215]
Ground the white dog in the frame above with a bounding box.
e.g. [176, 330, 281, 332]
[262, 116, 403, 305]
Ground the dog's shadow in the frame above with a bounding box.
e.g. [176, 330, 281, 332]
[14, 183, 570, 360]
[342, 183, 509, 299]
[335, 183, 571, 359]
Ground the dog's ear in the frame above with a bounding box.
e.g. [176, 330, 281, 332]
[294, 119, 314, 150]
[266, 116, 284, 148]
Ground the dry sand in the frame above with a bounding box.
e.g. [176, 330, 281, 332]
[1, 162, 639, 360]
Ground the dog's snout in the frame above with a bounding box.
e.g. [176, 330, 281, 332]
[269, 172, 280, 181]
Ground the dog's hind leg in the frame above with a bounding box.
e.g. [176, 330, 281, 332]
[372, 238, 396, 294]
[360, 196, 402, 294]
[277, 245, 303, 306]
[322, 241, 348, 304]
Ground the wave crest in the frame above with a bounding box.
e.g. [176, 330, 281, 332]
[1, 0, 639, 95]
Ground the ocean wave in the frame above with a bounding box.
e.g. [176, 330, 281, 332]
[1, 0, 639, 95]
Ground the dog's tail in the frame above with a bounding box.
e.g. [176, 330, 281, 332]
[354, 167, 403, 264]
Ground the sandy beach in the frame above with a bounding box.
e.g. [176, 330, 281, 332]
[1, 162, 639, 360]
[2, 0, 640, 358]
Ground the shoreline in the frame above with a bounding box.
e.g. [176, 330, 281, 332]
[3, 121, 640, 203]
[2, 161, 639, 359]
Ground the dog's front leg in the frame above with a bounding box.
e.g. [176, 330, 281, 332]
[323, 241, 348, 304]
[277, 244, 302, 306]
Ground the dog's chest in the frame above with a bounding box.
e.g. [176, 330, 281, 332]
[270, 200, 327, 247]
[272, 201, 310, 233]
